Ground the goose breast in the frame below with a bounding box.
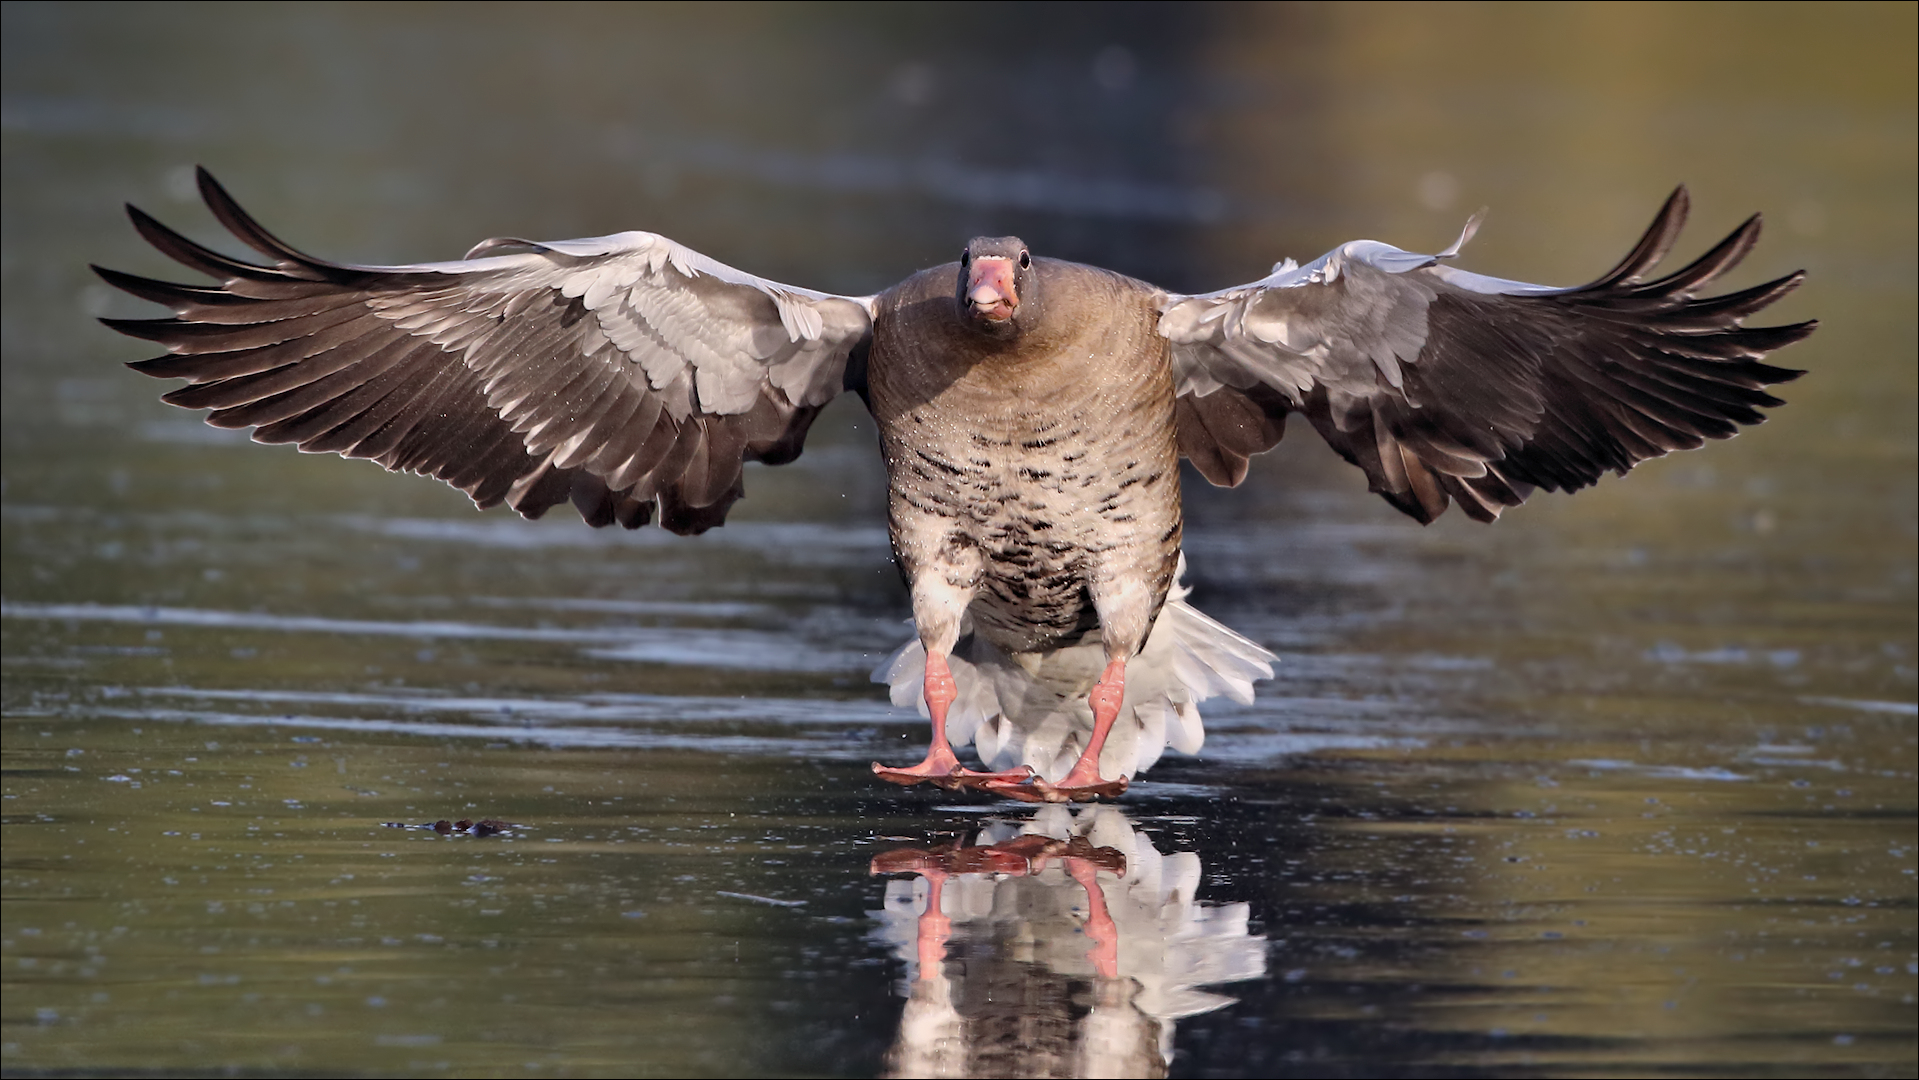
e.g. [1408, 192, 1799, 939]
[867, 257, 1181, 657]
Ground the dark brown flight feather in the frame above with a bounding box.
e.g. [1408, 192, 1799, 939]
[97, 168, 851, 534]
[1168, 187, 1813, 524]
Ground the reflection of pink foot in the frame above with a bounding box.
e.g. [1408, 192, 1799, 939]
[1066, 858, 1121, 980]
[871, 834, 1125, 878]
[914, 870, 952, 982]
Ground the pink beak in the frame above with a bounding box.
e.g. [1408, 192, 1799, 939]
[967, 256, 1018, 322]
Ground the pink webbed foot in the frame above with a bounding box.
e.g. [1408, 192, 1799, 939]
[872, 651, 1035, 790]
[870, 757, 1036, 791]
[976, 772, 1130, 803]
[871, 741, 964, 787]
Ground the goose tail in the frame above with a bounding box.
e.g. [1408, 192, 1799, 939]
[872, 556, 1275, 782]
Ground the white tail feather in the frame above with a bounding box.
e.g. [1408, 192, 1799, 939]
[870, 557, 1276, 782]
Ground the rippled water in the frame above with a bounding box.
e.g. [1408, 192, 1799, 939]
[4, 5, 1914, 1077]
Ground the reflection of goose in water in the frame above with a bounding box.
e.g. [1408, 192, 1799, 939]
[870, 806, 1264, 1077]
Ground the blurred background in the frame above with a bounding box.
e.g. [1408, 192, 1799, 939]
[3, 4, 1914, 1077]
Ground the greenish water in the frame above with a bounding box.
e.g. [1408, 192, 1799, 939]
[4, 4, 1914, 1077]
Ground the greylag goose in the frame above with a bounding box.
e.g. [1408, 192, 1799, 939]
[97, 169, 1813, 801]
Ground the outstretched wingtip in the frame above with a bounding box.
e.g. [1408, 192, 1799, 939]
[1659, 185, 1691, 227]
[120, 199, 289, 285]
[121, 198, 177, 240]
[90, 262, 168, 304]
[1578, 185, 1693, 292]
[193, 166, 330, 271]
[192, 167, 253, 230]
[1768, 319, 1819, 361]
[191, 167, 245, 229]
[96, 315, 184, 344]
[1638, 212, 1765, 297]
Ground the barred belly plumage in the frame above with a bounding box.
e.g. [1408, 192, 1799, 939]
[870, 264, 1183, 664]
[945, 422, 1182, 656]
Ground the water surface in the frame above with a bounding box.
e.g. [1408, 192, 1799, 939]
[4, 4, 1914, 1077]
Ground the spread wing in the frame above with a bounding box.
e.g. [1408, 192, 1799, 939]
[1157, 188, 1815, 522]
[97, 168, 877, 534]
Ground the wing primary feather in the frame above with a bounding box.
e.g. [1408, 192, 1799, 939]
[129, 314, 400, 384]
[1582, 186, 1690, 290]
[195, 167, 350, 276]
[302, 349, 470, 459]
[155, 322, 407, 409]
[201, 332, 420, 432]
[103, 301, 371, 354]
[1639, 272, 1805, 328]
[1627, 215, 1762, 298]
[126, 204, 301, 287]
[92, 265, 249, 311]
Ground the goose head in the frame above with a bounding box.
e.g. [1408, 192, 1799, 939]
[956, 236, 1036, 339]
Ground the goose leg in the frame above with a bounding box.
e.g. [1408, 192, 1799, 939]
[871, 653, 970, 784]
[989, 558, 1160, 801]
[1060, 658, 1131, 792]
[873, 559, 1033, 790]
[983, 658, 1130, 802]
[871, 652, 1034, 788]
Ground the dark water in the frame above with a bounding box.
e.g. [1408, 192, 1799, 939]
[3, 5, 1914, 1077]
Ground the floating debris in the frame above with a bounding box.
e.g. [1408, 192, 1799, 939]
[382, 818, 517, 836]
[716, 890, 807, 908]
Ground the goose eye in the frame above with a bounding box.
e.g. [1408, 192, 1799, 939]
[1018, 250, 1031, 269]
